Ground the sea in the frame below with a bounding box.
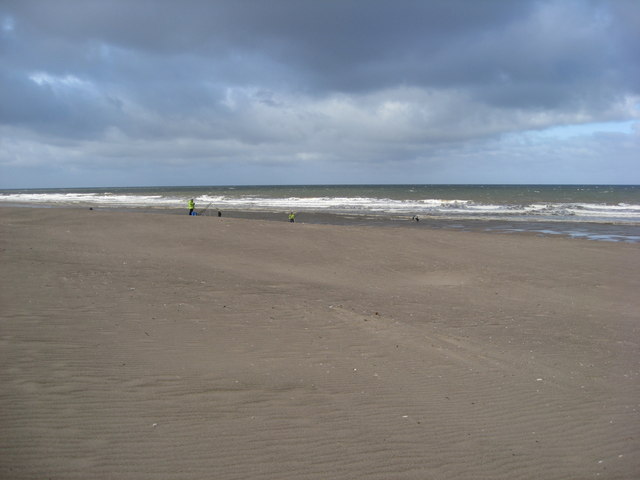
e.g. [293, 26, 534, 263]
[1, 184, 640, 243]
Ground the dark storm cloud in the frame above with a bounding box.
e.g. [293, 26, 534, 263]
[0, 0, 638, 186]
[7, 0, 634, 95]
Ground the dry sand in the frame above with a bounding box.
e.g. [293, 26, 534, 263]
[1, 207, 639, 479]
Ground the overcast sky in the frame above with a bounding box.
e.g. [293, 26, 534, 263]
[1, 0, 639, 188]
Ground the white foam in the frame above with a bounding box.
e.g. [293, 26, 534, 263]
[1, 192, 639, 223]
[0, 192, 178, 207]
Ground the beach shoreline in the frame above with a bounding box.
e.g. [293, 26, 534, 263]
[1, 207, 639, 479]
[4, 204, 640, 243]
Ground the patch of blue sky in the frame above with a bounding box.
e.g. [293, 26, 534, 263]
[529, 120, 636, 140]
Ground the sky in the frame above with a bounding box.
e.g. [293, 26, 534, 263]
[1, 0, 639, 188]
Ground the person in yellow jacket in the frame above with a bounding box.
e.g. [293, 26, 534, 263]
[288, 212, 295, 223]
[188, 199, 195, 215]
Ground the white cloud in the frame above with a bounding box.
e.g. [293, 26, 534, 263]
[29, 72, 90, 89]
[2, 15, 15, 33]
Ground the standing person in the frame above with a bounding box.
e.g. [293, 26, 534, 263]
[288, 212, 295, 223]
[188, 199, 195, 216]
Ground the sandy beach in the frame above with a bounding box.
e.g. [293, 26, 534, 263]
[1, 207, 638, 479]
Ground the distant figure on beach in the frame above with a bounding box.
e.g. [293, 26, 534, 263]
[188, 199, 195, 215]
[218, 210, 222, 217]
[289, 212, 295, 223]
[413, 215, 420, 222]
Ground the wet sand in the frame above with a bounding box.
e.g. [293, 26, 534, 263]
[1, 207, 639, 479]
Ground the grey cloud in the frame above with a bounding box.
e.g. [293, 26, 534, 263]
[0, 0, 638, 187]
[4, 1, 633, 104]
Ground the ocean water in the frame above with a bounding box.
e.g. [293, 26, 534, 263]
[1, 184, 639, 243]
